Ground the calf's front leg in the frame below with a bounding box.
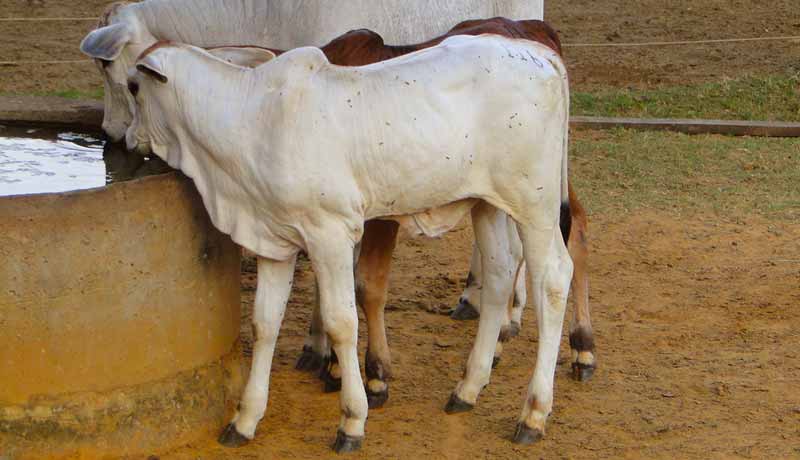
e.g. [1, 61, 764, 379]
[308, 231, 369, 453]
[219, 255, 297, 447]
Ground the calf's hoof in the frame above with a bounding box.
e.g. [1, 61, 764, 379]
[444, 393, 474, 414]
[319, 359, 342, 392]
[218, 424, 250, 448]
[323, 376, 342, 393]
[332, 430, 363, 453]
[366, 388, 389, 409]
[499, 321, 521, 342]
[450, 299, 480, 321]
[512, 422, 544, 445]
[295, 346, 325, 372]
[571, 361, 596, 381]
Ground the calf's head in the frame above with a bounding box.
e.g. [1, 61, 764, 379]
[125, 44, 276, 158]
[124, 48, 174, 158]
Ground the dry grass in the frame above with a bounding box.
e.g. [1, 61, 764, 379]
[570, 128, 800, 220]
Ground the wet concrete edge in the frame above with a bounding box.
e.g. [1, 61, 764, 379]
[0, 96, 102, 130]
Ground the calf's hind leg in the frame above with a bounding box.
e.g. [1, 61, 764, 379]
[513, 223, 573, 444]
[219, 255, 297, 447]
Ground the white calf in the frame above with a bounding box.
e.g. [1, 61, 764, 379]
[125, 35, 571, 452]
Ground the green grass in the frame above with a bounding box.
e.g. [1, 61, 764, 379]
[570, 129, 800, 220]
[0, 88, 104, 100]
[572, 74, 800, 122]
[5, 74, 799, 121]
[49, 89, 104, 100]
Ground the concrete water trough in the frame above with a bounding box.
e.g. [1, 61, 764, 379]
[0, 97, 243, 458]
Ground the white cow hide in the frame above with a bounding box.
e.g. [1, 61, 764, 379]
[81, 0, 544, 140]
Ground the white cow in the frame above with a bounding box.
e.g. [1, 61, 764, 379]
[80, 0, 543, 141]
[126, 35, 572, 452]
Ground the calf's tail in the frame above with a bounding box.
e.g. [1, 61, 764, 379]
[556, 56, 571, 246]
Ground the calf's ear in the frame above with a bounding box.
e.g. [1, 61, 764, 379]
[136, 56, 168, 84]
[80, 23, 132, 61]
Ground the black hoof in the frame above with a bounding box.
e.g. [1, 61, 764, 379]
[323, 376, 342, 392]
[499, 321, 521, 342]
[492, 356, 501, 369]
[332, 429, 363, 453]
[444, 393, 474, 414]
[571, 362, 596, 381]
[450, 299, 480, 321]
[319, 355, 342, 392]
[512, 422, 543, 445]
[366, 388, 389, 409]
[295, 346, 325, 372]
[218, 423, 250, 448]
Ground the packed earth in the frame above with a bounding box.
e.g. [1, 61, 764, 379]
[2, 1, 798, 458]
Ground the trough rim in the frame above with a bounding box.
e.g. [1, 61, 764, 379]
[0, 95, 177, 199]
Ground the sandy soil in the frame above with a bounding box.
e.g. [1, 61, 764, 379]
[158, 207, 800, 459]
[2, 0, 800, 93]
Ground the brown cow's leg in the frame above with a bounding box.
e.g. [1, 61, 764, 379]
[566, 187, 596, 381]
[355, 219, 399, 409]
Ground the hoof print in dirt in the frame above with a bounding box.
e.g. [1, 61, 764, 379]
[571, 362, 596, 381]
[332, 430, 363, 453]
[366, 388, 389, 409]
[450, 299, 480, 321]
[444, 393, 474, 414]
[295, 346, 325, 372]
[512, 422, 543, 445]
[218, 424, 250, 448]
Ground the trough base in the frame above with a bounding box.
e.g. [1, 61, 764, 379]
[0, 342, 244, 459]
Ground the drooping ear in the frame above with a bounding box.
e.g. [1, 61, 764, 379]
[136, 55, 168, 83]
[80, 22, 133, 60]
[208, 46, 278, 68]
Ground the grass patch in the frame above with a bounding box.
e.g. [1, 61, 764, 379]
[570, 129, 800, 221]
[572, 74, 800, 122]
[0, 89, 104, 100]
[49, 89, 104, 100]
[4, 74, 799, 121]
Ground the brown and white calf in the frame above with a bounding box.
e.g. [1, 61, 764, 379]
[278, 18, 597, 408]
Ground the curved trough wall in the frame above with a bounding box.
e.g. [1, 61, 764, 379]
[0, 107, 243, 458]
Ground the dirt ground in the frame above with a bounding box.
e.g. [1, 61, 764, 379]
[2, 1, 799, 459]
[161, 209, 800, 460]
[1, 0, 800, 93]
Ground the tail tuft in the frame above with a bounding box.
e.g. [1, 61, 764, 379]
[559, 201, 571, 245]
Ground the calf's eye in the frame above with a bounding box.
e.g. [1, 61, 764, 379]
[127, 80, 139, 97]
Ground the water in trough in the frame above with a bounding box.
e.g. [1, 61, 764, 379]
[0, 124, 170, 196]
